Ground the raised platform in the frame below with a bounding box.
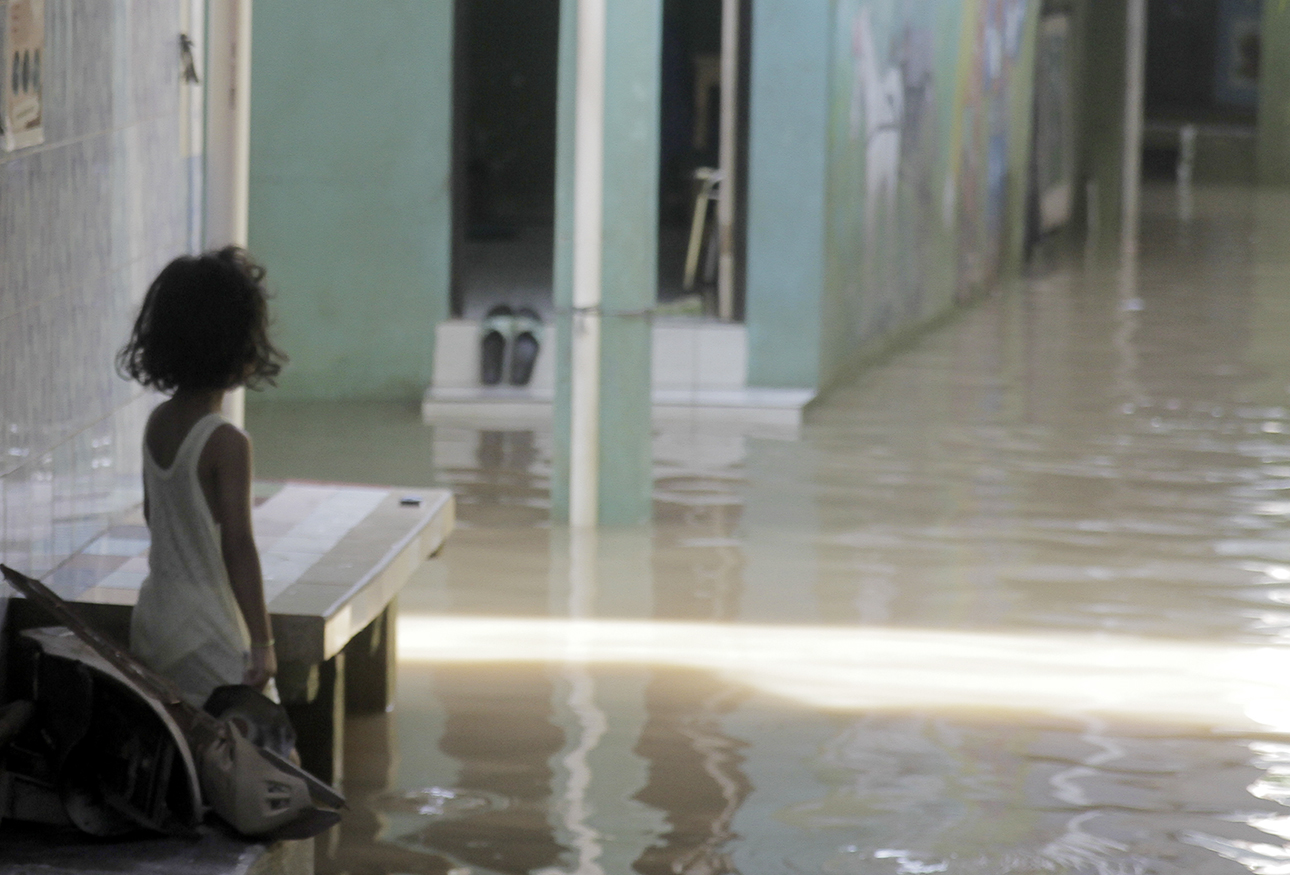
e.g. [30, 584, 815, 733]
[0, 482, 456, 873]
[422, 385, 816, 428]
[19, 482, 454, 667]
[425, 317, 815, 428]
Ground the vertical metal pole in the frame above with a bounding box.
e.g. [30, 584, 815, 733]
[716, 0, 738, 321]
[570, 0, 606, 528]
[1120, 0, 1147, 256]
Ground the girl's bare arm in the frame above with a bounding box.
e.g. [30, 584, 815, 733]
[205, 424, 277, 687]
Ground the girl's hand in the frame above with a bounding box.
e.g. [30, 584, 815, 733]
[244, 641, 277, 690]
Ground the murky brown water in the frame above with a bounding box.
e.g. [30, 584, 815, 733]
[250, 184, 1290, 874]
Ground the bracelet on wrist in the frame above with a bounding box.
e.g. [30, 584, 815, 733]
[252, 639, 275, 649]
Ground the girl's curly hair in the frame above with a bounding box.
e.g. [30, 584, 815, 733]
[117, 247, 287, 393]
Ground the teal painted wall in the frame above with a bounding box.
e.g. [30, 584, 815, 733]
[744, 0, 830, 390]
[595, 0, 663, 526]
[248, 2, 454, 400]
[745, 0, 1042, 392]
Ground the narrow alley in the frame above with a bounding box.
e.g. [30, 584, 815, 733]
[245, 182, 1290, 875]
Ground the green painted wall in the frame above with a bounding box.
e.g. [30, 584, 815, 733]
[1259, 0, 1290, 183]
[248, 1, 454, 400]
[745, 0, 1043, 392]
[595, 0, 662, 526]
[744, 0, 830, 390]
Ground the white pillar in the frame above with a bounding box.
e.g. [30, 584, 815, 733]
[205, 0, 252, 250]
[205, 0, 253, 427]
[716, 0, 739, 321]
[1120, 0, 1147, 256]
[570, 0, 607, 528]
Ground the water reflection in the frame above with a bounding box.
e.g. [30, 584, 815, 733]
[415, 666, 566, 873]
[248, 185, 1290, 874]
[632, 672, 749, 875]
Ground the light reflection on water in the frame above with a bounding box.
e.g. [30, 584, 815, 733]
[248, 186, 1290, 874]
[395, 615, 1290, 735]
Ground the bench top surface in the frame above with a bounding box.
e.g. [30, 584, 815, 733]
[32, 482, 454, 662]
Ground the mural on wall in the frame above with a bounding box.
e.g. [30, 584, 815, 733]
[828, 0, 946, 348]
[826, 0, 1035, 356]
[849, 7, 904, 235]
[954, 0, 1030, 299]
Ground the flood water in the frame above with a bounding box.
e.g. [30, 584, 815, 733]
[249, 184, 1290, 875]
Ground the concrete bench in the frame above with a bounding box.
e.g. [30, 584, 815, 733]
[4, 481, 455, 787]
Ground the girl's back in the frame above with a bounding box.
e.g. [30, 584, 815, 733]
[145, 398, 233, 522]
[117, 247, 286, 706]
[133, 400, 251, 706]
[146, 401, 215, 469]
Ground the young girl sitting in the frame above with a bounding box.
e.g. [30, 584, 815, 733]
[116, 247, 288, 707]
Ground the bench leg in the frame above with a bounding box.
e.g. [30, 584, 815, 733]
[344, 599, 397, 714]
[283, 652, 345, 787]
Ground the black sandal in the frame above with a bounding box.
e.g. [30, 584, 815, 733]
[509, 308, 543, 386]
[479, 304, 514, 386]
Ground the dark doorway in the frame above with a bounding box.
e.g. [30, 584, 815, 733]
[656, 0, 750, 319]
[451, 0, 561, 319]
[450, 0, 749, 320]
[1142, 0, 1261, 182]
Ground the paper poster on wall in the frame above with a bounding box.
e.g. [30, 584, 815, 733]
[2, 0, 44, 151]
[1213, 0, 1261, 109]
[1034, 13, 1073, 232]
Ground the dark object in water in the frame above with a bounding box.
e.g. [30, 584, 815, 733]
[0, 563, 344, 839]
[4, 626, 203, 836]
[204, 685, 297, 761]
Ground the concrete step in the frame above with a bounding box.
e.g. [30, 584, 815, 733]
[427, 318, 813, 426]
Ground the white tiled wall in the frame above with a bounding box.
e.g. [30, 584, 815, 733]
[651, 319, 747, 392]
[1, 0, 188, 584]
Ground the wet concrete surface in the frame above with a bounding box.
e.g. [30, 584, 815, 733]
[248, 184, 1290, 874]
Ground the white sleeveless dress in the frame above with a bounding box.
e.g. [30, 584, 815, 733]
[130, 412, 252, 707]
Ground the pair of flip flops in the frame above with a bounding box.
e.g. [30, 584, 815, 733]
[480, 304, 543, 386]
